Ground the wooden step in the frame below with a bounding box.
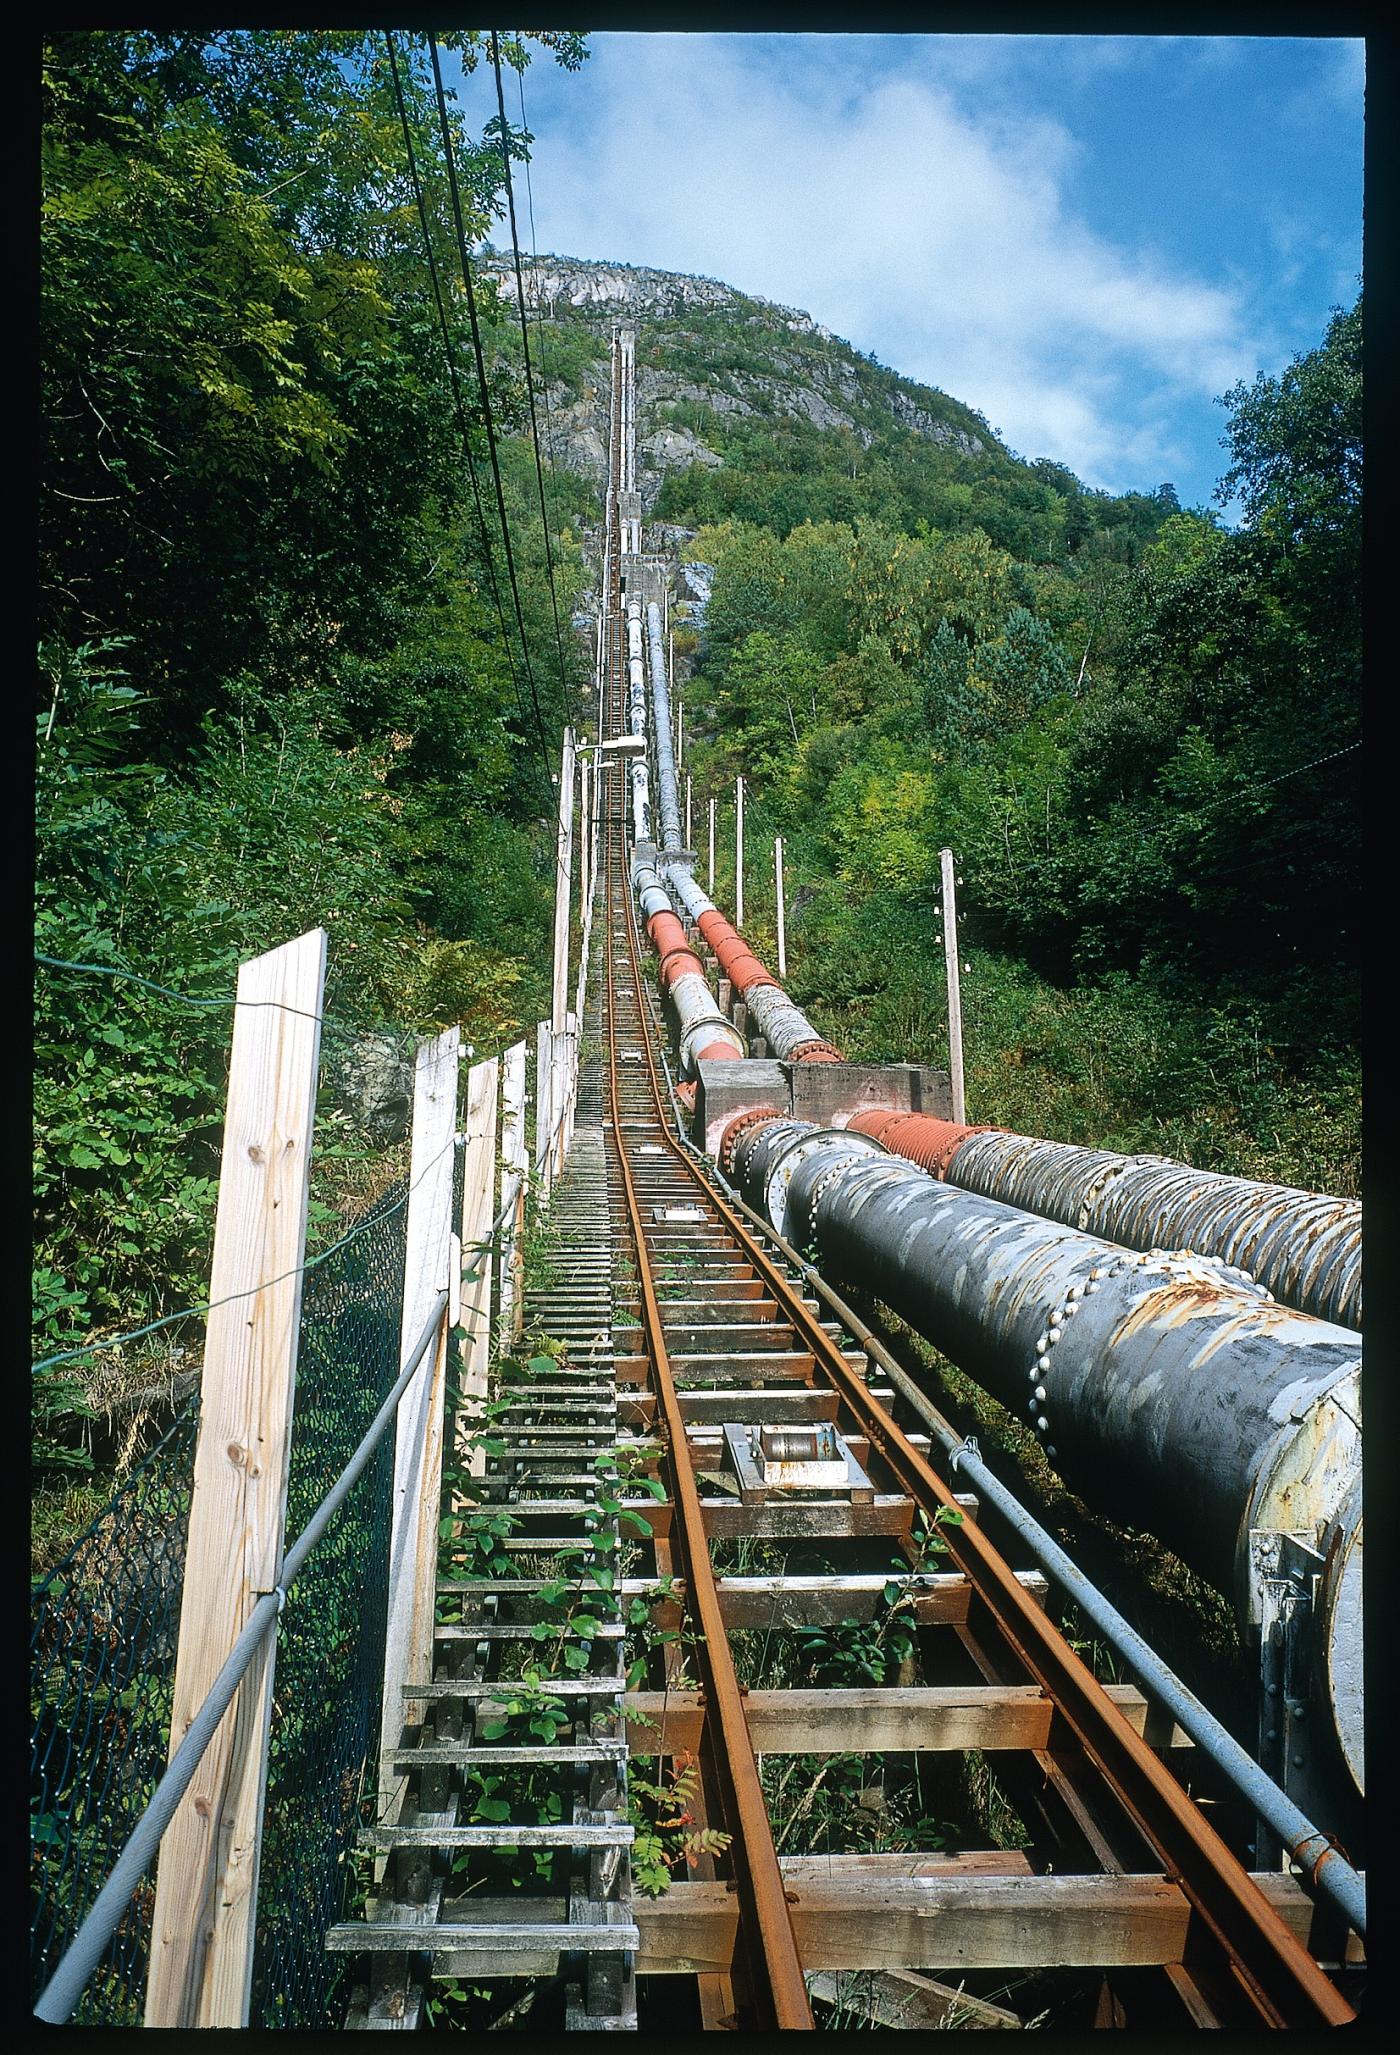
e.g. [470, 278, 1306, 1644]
[327, 1918, 640, 1956]
[403, 1678, 624, 1699]
[361, 1824, 632, 1850]
[393, 1743, 626, 1767]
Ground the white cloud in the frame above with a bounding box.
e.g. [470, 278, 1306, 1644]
[484, 33, 1279, 493]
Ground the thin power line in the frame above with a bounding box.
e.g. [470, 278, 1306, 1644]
[34, 1133, 447, 1375]
[515, 59, 565, 559]
[33, 951, 411, 1047]
[383, 31, 545, 787]
[490, 29, 570, 699]
[426, 36, 553, 770]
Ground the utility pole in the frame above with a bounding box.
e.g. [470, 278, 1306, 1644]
[578, 751, 590, 917]
[775, 835, 787, 979]
[940, 848, 966, 1124]
[551, 729, 575, 1042]
[735, 775, 745, 928]
[708, 795, 716, 894]
[686, 772, 693, 851]
[676, 695, 683, 773]
[547, 727, 576, 1198]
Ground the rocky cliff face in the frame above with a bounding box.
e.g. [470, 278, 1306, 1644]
[484, 251, 832, 336]
[481, 251, 990, 512]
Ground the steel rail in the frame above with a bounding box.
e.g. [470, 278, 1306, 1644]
[615, 882, 1352, 2028]
[626, 972, 1367, 1942]
[602, 799, 814, 2031]
[599, 313, 1347, 2028]
[649, 1112, 1355, 2022]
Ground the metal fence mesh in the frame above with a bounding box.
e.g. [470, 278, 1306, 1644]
[29, 1394, 200, 2026]
[30, 1173, 411, 2028]
[248, 1171, 409, 2027]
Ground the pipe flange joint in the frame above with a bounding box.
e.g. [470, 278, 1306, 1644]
[764, 1129, 885, 1241]
[718, 1107, 783, 1177]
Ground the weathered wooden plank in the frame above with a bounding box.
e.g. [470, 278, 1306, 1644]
[329, 1921, 638, 1956]
[498, 1041, 528, 1343]
[457, 1057, 497, 1482]
[360, 1824, 631, 1850]
[698, 1493, 912, 1540]
[636, 1869, 1192, 1974]
[625, 1685, 1053, 1756]
[379, 1028, 459, 1822]
[711, 1570, 1047, 1626]
[808, 1967, 1022, 2030]
[1103, 1684, 1194, 1751]
[145, 929, 326, 2028]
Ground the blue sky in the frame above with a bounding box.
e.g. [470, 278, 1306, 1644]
[447, 32, 1363, 514]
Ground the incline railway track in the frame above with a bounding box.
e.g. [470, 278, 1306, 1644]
[592, 698, 1354, 2031]
[326, 326, 1357, 2032]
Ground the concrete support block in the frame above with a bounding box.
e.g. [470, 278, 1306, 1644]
[788, 1061, 950, 1127]
[695, 1059, 952, 1167]
[697, 1059, 790, 1161]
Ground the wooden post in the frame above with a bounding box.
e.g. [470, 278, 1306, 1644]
[499, 1041, 528, 1344]
[145, 929, 326, 2027]
[379, 1027, 460, 1821]
[575, 748, 587, 916]
[736, 775, 745, 929]
[458, 1057, 498, 1481]
[558, 1009, 579, 1174]
[940, 848, 966, 1125]
[708, 795, 716, 893]
[775, 835, 787, 980]
[535, 1018, 553, 1194]
[551, 727, 575, 1042]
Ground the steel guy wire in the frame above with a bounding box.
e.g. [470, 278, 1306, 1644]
[34, 951, 330, 1027]
[32, 1118, 525, 1379]
[383, 30, 547, 798]
[426, 36, 553, 772]
[514, 59, 566, 557]
[489, 29, 571, 701]
[401, 35, 578, 895]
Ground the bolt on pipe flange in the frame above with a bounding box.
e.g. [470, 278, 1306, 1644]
[761, 1126, 885, 1240]
[718, 1107, 785, 1178]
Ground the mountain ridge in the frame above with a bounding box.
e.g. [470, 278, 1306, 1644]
[481, 248, 1002, 515]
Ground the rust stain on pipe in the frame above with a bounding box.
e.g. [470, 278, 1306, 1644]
[846, 1108, 996, 1176]
[718, 1108, 785, 1177]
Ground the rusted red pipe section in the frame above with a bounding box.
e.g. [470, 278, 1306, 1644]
[694, 908, 775, 994]
[649, 908, 706, 991]
[688, 909, 844, 1063]
[843, 1109, 1360, 1329]
[786, 1037, 844, 1063]
[845, 1108, 995, 1178]
[645, 906, 739, 1066]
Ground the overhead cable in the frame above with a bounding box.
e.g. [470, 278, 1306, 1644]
[426, 36, 553, 769]
[489, 28, 571, 699]
[383, 31, 546, 788]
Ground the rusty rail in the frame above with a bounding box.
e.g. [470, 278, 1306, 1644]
[596, 316, 1352, 2031]
[603, 810, 814, 2032]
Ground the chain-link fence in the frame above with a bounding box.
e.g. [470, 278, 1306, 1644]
[30, 1173, 412, 2028]
[30, 1392, 201, 2026]
[249, 1173, 408, 2027]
